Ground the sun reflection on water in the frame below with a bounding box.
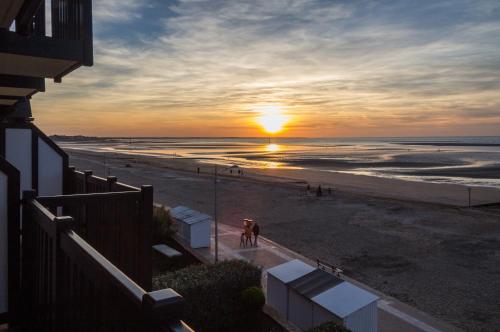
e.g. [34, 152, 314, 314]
[266, 143, 281, 152]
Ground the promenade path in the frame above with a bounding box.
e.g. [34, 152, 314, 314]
[176, 223, 462, 332]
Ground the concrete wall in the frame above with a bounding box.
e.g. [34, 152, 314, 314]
[0, 171, 7, 314]
[38, 137, 63, 196]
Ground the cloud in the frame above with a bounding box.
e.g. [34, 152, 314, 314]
[33, 0, 500, 136]
[93, 0, 144, 23]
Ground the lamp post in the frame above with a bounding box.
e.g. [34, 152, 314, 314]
[214, 165, 219, 263]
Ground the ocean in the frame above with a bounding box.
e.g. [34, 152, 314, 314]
[56, 136, 500, 188]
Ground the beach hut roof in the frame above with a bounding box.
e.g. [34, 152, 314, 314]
[288, 269, 343, 298]
[311, 281, 379, 318]
[267, 259, 316, 283]
[170, 206, 212, 225]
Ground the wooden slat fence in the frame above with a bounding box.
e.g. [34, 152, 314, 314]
[66, 168, 139, 194]
[21, 191, 193, 332]
[38, 187, 152, 290]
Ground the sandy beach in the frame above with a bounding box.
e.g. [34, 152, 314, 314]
[66, 149, 500, 331]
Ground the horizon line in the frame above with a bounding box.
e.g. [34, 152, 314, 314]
[50, 134, 500, 139]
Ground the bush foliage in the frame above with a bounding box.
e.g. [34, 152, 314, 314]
[153, 260, 262, 332]
[306, 321, 351, 332]
[152, 205, 175, 244]
[241, 286, 266, 311]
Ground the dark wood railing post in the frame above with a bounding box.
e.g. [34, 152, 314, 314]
[140, 185, 153, 291]
[20, 190, 37, 329]
[107, 176, 117, 192]
[81, 0, 93, 66]
[65, 166, 76, 195]
[83, 170, 92, 194]
[53, 216, 74, 332]
[142, 289, 185, 331]
[3, 161, 21, 327]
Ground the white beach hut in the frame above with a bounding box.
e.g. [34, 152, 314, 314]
[311, 281, 379, 332]
[169, 206, 212, 248]
[266, 260, 379, 332]
[267, 259, 315, 317]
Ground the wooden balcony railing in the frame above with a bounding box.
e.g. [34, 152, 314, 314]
[51, 0, 93, 66]
[20, 190, 194, 332]
[9, 0, 93, 81]
[66, 168, 139, 194]
[39, 179, 153, 290]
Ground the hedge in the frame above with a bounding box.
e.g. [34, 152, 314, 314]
[152, 205, 175, 245]
[306, 321, 351, 332]
[153, 260, 262, 332]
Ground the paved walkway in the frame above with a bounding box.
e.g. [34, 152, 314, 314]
[175, 223, 462, 332]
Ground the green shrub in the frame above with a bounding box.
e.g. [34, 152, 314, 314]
[152, 206, 175, 244]
[153, 260, 262, 332]
[241, 286, 265, 311]
[307, 321, 351, 332]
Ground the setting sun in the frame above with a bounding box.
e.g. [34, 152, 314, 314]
[256, 105, 289, 134]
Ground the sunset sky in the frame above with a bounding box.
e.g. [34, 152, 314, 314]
[34, 0, 500, 137]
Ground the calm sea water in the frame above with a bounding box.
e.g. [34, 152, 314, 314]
[58, 136, 500, 188]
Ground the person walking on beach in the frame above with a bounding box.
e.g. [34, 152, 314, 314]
[240, 232, 245, 247]
[253, 222, 260, 246]
[244, 225, 253, 246]
[316, 185, 323, 197]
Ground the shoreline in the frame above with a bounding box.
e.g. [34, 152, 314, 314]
[65, 148, 500, 207]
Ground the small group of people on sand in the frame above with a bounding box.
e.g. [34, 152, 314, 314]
[306, 184, 333, 197]
[240, 219, 260, 247]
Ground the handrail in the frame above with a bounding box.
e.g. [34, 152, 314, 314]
[60, 229, 146, 305]
[38, 190, 142, 206]
[68, 169, 141, 193]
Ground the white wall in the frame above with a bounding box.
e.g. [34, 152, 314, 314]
[191, 221, 211, 248]
[38, 137, 63, 196]
[5, 128, 32, 193]
[288, 289, 313, 330]
[313, 303, 339, 327]
[344, 301, 378, 332]
[267, 274, 288, 317]
[0, 171, 8, 314]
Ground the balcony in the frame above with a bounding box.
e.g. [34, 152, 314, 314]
[0, 0, 93, 113]
[5, 167, 194, 331]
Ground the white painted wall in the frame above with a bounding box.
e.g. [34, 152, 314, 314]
[313, 303, 338, 327]
[266, 274, 288, 317]
[5, 128, 32, 193]
[344, 301, 378, 332]
[38, 138, 63, 196]
[191, 221, 211, 248]
[288, 289, 313, 330]
[0, 171, 8, 314]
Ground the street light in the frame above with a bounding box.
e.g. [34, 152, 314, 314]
[214, 165, 219, 263]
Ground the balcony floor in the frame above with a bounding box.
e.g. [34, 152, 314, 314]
[0, 53, 77, 79]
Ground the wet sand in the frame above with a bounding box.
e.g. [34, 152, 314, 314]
[66, 149, 500, 332]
